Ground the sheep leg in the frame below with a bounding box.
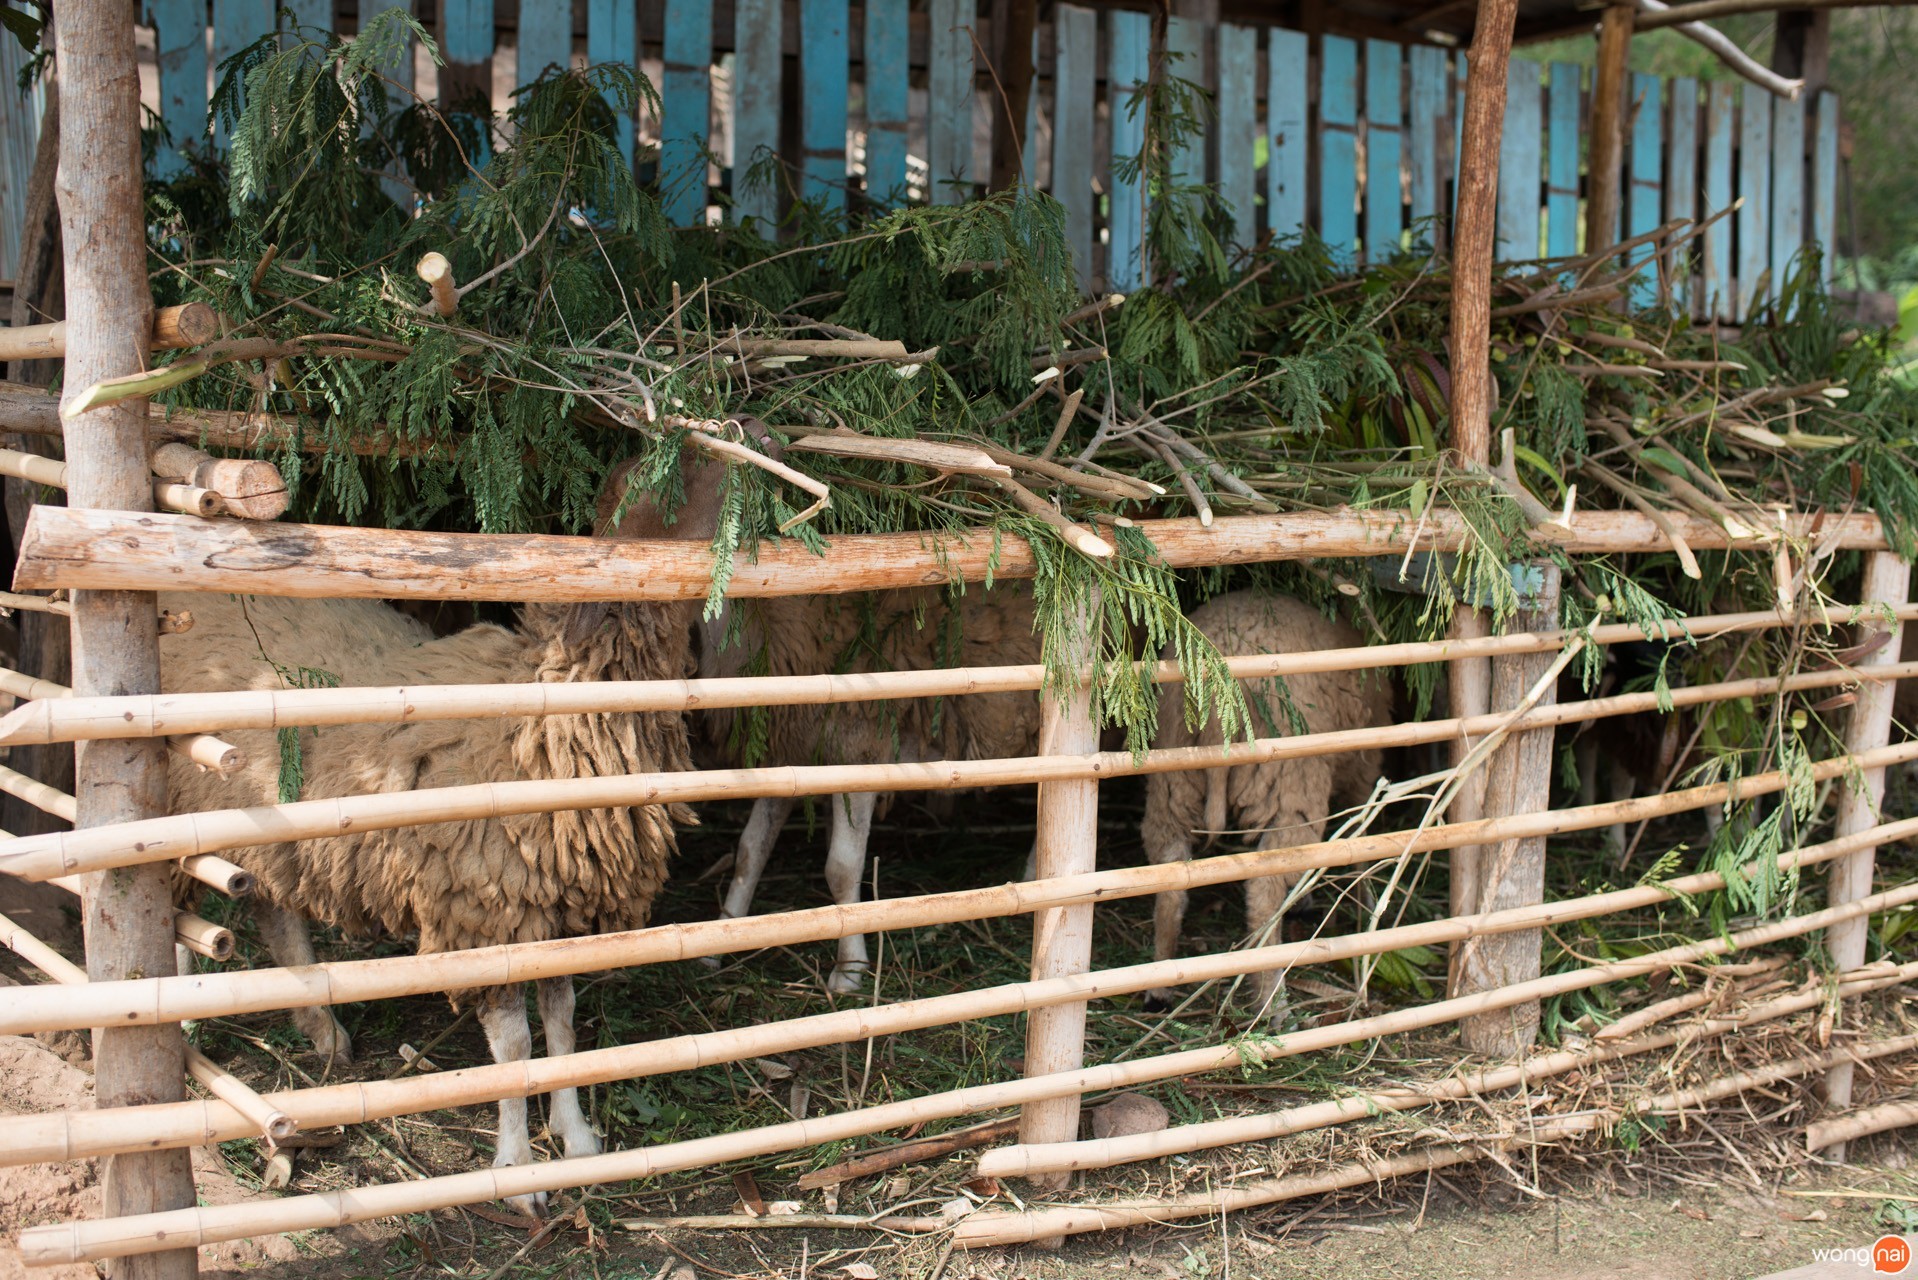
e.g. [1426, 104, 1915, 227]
[478, 985, 547, 1218]
[535, 977, 600, 1159]
[700, 795, 797, 971]
[1574, 735, 1598, 809]
[254, 901, 353, 1065]
[823, 790, 878, 994]
[1142, 827, 1193, 1011]
[1605, 756, 1636, 856]
[1243, 862, 1303, 1024]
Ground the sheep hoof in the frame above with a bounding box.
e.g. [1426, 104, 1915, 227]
[300, 1015, 354, 1066]
[504, 1189, 548, 1219]
[825, 967, 866, 996]
[698, 955, 723, 972]
[1142, 988, 1181, 1013]
[564, 1129, 602, 1160]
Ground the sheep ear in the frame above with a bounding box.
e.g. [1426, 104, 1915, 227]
[561, 602, 614, 649]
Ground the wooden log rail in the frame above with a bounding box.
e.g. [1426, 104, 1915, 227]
[2, 602, 1908, 748]
[18, 870, 1918, 1267]
[0, 740, 1909, 1041]
[10, 506, 1891, 602]
[1, 660, 1910, 888]
[0, 303, 217, 363]
[1, 808, 1908, 1170]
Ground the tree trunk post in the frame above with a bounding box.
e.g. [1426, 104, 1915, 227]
[1455, 564, 1561, 1054]
[988, 0, 1038, 191]
[1586, 3, 1635, 253]
[53, 3, 198, 1275]
[1819, 550, 1910, 1158]
[1772, 8, 1831, 93]
[1018, 589, 1101, 1235]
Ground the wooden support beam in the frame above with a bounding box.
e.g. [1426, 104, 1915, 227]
[1631, 0, 1912, 30]
[52, 1, 199, 1276]
[1587, 3, 1635, 253]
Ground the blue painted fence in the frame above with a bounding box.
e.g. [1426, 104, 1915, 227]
[0, 1, 1845, 319]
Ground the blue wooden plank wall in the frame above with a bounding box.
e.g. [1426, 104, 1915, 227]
[1364, 39, 1402, 264]
[588, 0, 637, 167]
[152, 0, 209, 175]
[1406, 43, 1446, 246]
[519, 0, 572, 84]
[1106, 8, 1150, 290]
[1771, 93, 1805, 299]
[1165, 17, 1203, 189]
[731, 0, 782, 224]
[1812, 90, 1839, 288]
[1702, 81, 1735, 320]
[800, 0, 849, 211]
[212, 0, 274, 142]
[441, 0, 495, 96]
[1267, 29, 1309, 245]
[1497, 59, 1541, 261]
[1665, 77, 1698, 310]
[1627, 72, 1663, 302]
[0, 30, 43, 280]
[1319, 35, 1359, 265]
[926, 0, 972, 204]
[1215, 25, 1258, 250]
[1053, 5, 1097, 286]
[863, 0, 910, 207]
[661, 0, 715, 223]
[1737, 83, 1773, 316]
[1544, 62, 1580, 258]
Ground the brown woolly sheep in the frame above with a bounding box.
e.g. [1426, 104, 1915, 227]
[1140, 589, 1393, 1020]
[160, 530, 704, 1213]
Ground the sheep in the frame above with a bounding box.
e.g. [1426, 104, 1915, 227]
[159, 490, 712, 1214]
[1140, 589, 1393, 1021]
[600, 449, 1043, 993]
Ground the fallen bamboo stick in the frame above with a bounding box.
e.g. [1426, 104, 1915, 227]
[0, 910, 292, 1144]
[0, 303, 218, 362]
[43, 875, 236, 961]
[19, 876, 1918, 1267]
[797, 1117, 1022, 1190]
[15, 506, 1884, 603]
[6, 600, 1884, 748]
[1806, 1098, 1918, 1152]
[617, 1213, 944, 1232]
[3, 807, 1912, 1168]
[3, 660, 1912, 887]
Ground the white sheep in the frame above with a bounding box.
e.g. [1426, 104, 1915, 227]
[1140, 590, 1393, 1019]
[160, 513, 707, 1214]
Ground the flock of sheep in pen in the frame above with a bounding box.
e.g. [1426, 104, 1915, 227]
[149, 441, 1742, 1212]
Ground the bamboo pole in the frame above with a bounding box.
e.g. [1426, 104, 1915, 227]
[177, 854, 254, 898]
[1, 736, 1913, 1048]
[0, 589, 71, 616]
[0, 444, 225, 516]
[44, 875, 233, 960]
[0, 382, 439, 457]
[1587, 3, 1635, 252]
[0, 760, 76, 820]
[0, 664, 244, 770]
[5, 808, 1913, 1170]
[53, 4, 200, 1270]
[1018, 591, 1101, 1207]
[0, 304, 217, 363]
[4, 604, 1896, 749]
[1819, 551, 1911, 1159]
[1807, 1099, 1918, 1152]
[12, 506, 1890, 603]
[4, 660, 1912, 888]
[978, 958, 1918, 1178]
[0, 910, 292, 1144]
[147, 443, 288, 521]
[20, 873, 1918, 1267]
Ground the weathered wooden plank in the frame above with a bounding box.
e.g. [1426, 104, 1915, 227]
[1627, 72, 1663, 303]
[732, 0, 783, 224]
[1545, 61, 1580, 258]
[1811, 88, 1839, 287]
[0, 6, 39, 278]
[1407, 43, 1446, 248]
[1320, 34, 1359, 265]
[519, 0, 572, 84]
[662, 0, 715, 223]
[1364, 38, 1402, 264]
[588, 0, 638, 166]
[1167, 17, 1203, 188]
[1497, 58, 1541, 261]
[1216, 24, 1258, 250]
[927, 0, 973, 203]
[441, 0, 496, 102]
[1702, 80, 1735, 320]
[1106, 8, 1149, 289]
[1666, 76, 1698, 310]
[151, 0, 207, 176]
[283, 0, 330, 34]
[861, 0, 909, 205]
[1771, 91, 1805, 300]
[1024, 26, 1041, 187]
[1267, 28, 1309, 243]
[1737, 81, 1772, 313]
[1053, 4, 1096, 285]
[800, 0, 850, 210]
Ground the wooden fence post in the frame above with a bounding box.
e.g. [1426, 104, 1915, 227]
[1585, 3, 1634, 253]
[1457, 563, 1561, 1055]
[1018, 588, 1101, 1231]
[52, 3, 198, 1276]
[1819, 549, 1910, 1157]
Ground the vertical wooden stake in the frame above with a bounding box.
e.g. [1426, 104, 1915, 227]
[1447, 0, 1519, 468]
[1456, 564, 1561, 1055]
[1586, 3, 1635, 253]
[1445, 602, 1493, 990]
[1019, 588, 1102, 1232]
[53, 3, 198, 1277]
[1819, 550, 1910, 1158]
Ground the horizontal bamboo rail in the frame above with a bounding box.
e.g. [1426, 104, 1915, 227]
[4, 659, 1910, 887]
[1807, 1098, 1918, 1151]
[3, 807, 1909, 1168]
[956, 1032, 1918, 1247]
[177, 854, 254, 897]
[19, 874, 1918, 1266]
[979, 962, 1918, 1178]
[0, 590, 70, 616]
[0, 910, 293, 1144]
[4, 602, 1905, 748]
[0, 761, 74, 821]
[2, 739, 1907, 1040]
[0, 304, 217, 362]
[42, 876, 233, 961]
[1, 664, 245, 773]
[0, 445, 221, 517]
[12, 506, 1889, 603]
